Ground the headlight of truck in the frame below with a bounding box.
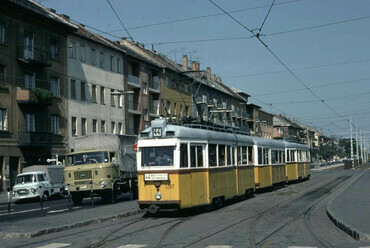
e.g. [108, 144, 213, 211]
[99, 182, 106, 188]
[64, 185, 69, 191]
[31, 188, 36, 194]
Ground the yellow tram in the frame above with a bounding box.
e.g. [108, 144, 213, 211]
[137, 118, 310, 213]
[285, 142, 311, 182]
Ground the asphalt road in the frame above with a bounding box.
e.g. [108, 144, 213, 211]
[3, 167, 370, 248]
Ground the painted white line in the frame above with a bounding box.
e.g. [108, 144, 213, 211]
[206, 246, 233, 248]
[0, 207, 50, 217]
[288, 246, 317, 248]
[47, 207, 81, 214]
[35, 243, 71, 248]
[116, 245, 147, 248]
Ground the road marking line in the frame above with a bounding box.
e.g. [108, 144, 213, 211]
[0, 207, 50, 217]
[116, 245, 147, 248]
[288, 246, 317, 248]
[35, 243, 71, 248]
[47, 207, 81, 214]
[206, 246, 233, 248]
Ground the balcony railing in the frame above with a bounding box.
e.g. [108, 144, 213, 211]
[128, 74, 140, 86]
[17, 46, 51, 67]
[18, 132, 62, 146]
[128, 99, 140, 112]
[16, 88, 52, 106]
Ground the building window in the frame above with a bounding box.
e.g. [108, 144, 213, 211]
[277, 128, 284, 134]
[110, 56, 114, 71]
[0, 108, 7, 131]
[71, 117, 77, 136]
[118, 123, 122, 135]
[92, 119, 97, 133]
[166, 101, 171, 115]
[117, 58, 121, 73]
[143, 109, 148, 121]
[51, 115, 59, 134]
[111, 89, 115, 107]
[81, 81, 86, 101]
[80, 44, 85, 62]
[118, 94, 123, 108]
[111, 121, 116, 134]
[99, 52, 104, 68]
[25, 113, 35, 132]
[142, 82, 147, 95]
[92, 84, 97, 102]
[24, 72, 35, 90]
[0, 65, 5, 86]
[81, 118, 87, 136]
[0, 24, 5, 44]
[101, 120, 106, 133]
[91, 48, 96, 65]
[69, 41, 76, 59]
[70, 79, 76, 99]
[50, 77, 60, 97]
[24, 32, 34, 59]
[50, 39, 59, 59]
[100, 86, 105, 104]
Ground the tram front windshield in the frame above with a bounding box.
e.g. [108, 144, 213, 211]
[141, 146, 174, 166]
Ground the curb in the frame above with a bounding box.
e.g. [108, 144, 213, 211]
[0, 209, 142, 239]
[326, 169, 370, 241]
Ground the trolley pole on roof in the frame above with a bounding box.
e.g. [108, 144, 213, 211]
[350, 116, 354, 168]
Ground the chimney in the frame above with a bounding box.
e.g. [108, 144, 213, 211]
[48, 8, 56, 14]
[182, 55, 188, 71]
[206, 67, 211, 79]
[60, 14, 70, 21]
[191, 61, 197, 71]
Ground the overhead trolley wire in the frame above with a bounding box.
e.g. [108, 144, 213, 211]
[208, 0, 352, 127]
[106, 0, 133, 41]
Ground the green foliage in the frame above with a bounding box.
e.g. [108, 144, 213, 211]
[32, 88, 53, 105]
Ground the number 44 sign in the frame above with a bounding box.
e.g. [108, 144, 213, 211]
[153, 127, 162, 137]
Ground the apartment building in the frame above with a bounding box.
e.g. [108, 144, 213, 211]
[0, 0, 76, 188]
[64, 22, 126, 150]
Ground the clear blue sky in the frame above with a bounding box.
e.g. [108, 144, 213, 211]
[40, 0, 370, 141]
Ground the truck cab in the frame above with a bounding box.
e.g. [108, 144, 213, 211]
[12, 171, 52, 202]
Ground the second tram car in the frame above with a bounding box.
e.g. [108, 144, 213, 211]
[137, 118, 310, 213]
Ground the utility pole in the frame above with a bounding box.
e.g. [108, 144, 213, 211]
[350, 116, 354, 167]
[356, 126, 359, 166]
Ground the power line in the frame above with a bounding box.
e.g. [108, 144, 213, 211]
[259, 0, 276, 33]
[208, 0, 351, 126]
[103, 0, 301, 33]
[106, 0, 133, 41]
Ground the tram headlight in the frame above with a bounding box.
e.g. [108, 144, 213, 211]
[155, 192, 162, 201]
[64, 185, 69, 191]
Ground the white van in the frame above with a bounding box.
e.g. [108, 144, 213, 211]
[12, 171, 53, 201]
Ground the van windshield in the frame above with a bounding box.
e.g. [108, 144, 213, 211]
[67, 151, 109, 166]
[16, 174, 36, 184]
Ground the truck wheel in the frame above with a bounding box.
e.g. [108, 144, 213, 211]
[72, 193, 83, 205]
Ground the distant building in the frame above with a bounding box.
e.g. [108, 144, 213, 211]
[273, 114, 304, 143]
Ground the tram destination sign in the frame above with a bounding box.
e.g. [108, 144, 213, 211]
[152, 127, 162, 137]
[144, 173, 168, 181]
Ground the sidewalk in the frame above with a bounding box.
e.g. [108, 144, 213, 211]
[327, 167, 370, 241]
[0, 195, 141, 239]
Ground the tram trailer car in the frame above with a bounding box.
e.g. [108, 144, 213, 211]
[284, 141, 311, 182]
[137, 118, 256, 213]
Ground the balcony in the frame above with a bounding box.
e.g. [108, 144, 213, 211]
[18, 132, 63, 146]
[128, 97, 141, 115]
[150, 102, 160, 117]
[196, 95, 207, 105]
[17, 46, 51, 67]
[128, 74, 140, 87]
[16, 88, 52, 106]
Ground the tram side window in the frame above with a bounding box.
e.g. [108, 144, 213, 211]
[271, 150, 277, 164]
[258, 147, 263, 165]
[248, 146, 253, 164]
[190, 145, 204, 167]
[263, 148, 269, 164]
[218, 145, 225, 166]
[180, 143, 188, 168]
[209, 144, 217, 167]
[226, 146, 231, 166]
[297, 151, 301, 162]
[239, 146, 247, 165]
